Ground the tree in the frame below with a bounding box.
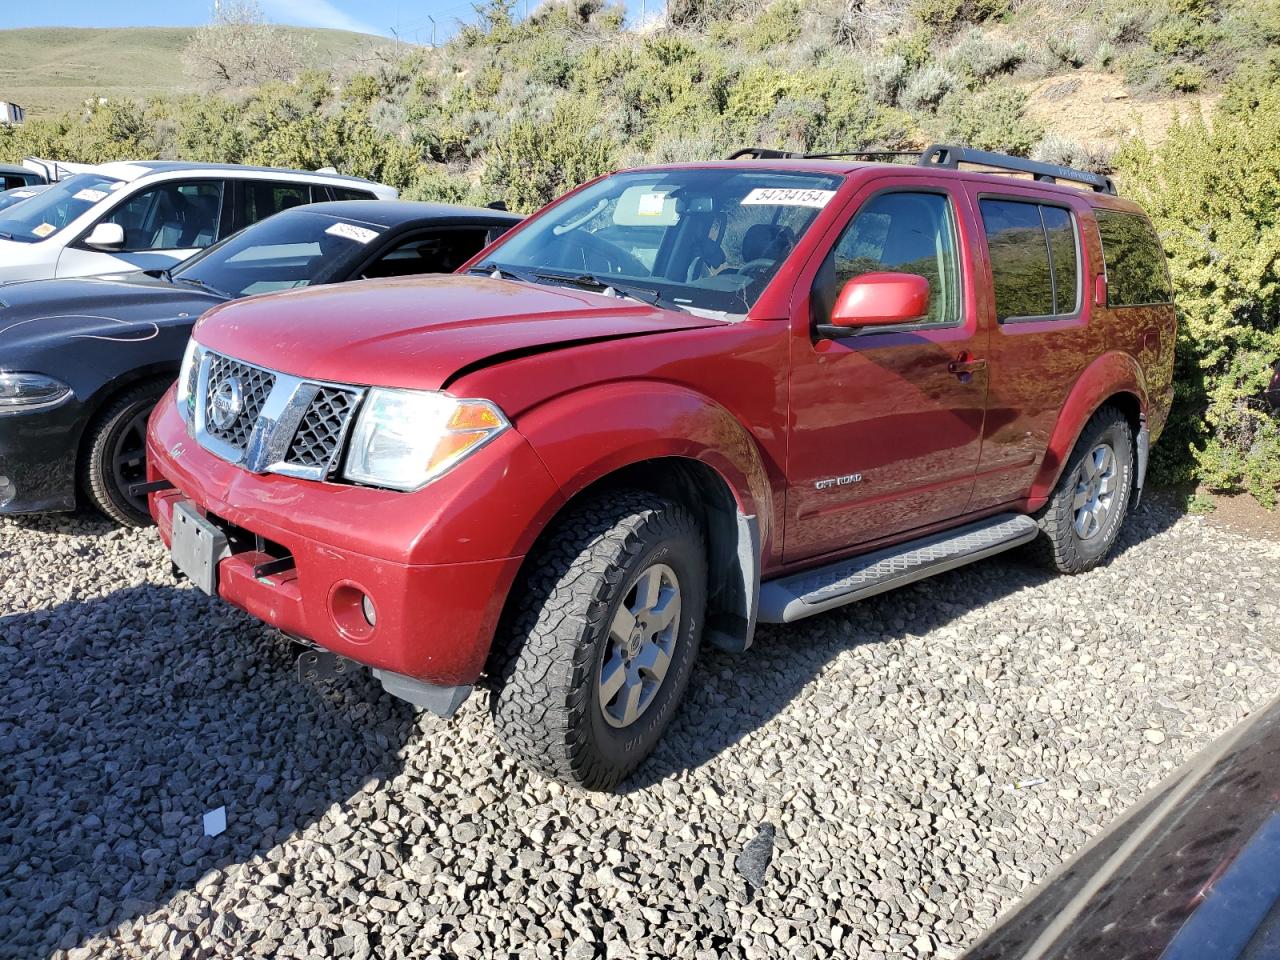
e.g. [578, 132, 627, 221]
[181, 1, 311, 91]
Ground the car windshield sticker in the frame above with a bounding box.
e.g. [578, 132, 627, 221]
[73, 188, 108, 203]
[32, 223, 56, 238]
[324, 222, 379, 244]
[10, 190, 34, 198]
[637, 192, 668, 216]
[742, 187, 837, 208]
[108, 181, 125, 190]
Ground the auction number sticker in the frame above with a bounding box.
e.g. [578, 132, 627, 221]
[73, 188, 108, 203]
[741, 188, 837, 208]
[636, 192, 669, 216]
[32, 223, 56, 238]
[324, 222, 379, 244]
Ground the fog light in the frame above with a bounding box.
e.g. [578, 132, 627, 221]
[361, 594, 377, 627]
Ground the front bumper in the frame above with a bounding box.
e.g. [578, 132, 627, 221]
[146, 390, 561, 689]
[0, 398, 83, 514]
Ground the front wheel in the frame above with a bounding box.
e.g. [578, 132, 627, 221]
[1032, 405, 1135, 574]
[491, 491, 706, 790]
[82, 382, 166, 527]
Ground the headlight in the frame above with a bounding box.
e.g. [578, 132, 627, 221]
[343, 388, 508, 491]
[0, 372, 71, 411]
[176, 339, 199, 424]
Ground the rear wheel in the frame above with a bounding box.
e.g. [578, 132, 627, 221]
[1032, 405, 1135, 574]
[82, 382, 167, 527]
[491, 491, 706, 790]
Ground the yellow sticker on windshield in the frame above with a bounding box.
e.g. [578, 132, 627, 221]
[32, 223, 55, 238]
[742, 187, 837, 208]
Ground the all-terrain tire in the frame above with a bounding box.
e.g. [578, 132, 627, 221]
[82, 381, 167, 527]
[491, 491, 706, 790]
[1031, 405, 1135, 575]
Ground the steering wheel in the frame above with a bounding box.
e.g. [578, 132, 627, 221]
[556, 232, 649, 277]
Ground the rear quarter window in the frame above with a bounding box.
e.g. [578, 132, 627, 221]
[979, 198, 1081, 321]
[1095, 210, 1172, 307]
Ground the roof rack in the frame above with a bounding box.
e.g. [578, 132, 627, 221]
[728, 143, 1118, 195]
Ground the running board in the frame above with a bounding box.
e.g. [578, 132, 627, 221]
[758, 513, 1039, 623]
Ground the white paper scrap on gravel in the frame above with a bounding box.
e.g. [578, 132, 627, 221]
[203, 806, 227, 837]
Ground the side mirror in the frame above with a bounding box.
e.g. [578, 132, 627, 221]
[83, 222, 125, 252]
[825, 272, 931, 333]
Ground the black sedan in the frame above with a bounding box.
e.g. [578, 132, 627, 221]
[0, 200, 520, 524]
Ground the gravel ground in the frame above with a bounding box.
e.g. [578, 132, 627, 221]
[2, 499, 1278, 960]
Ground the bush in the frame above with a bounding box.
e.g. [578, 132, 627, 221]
[1031, 133, 1112, 173]
[900, 65, 957, 111]
[945, 28, 1025, 82]
[864, 54, 910, 105]
[939, 86, 1042, 155]
[1115, 84, 1280, 506]
[481, 100, 617, 212]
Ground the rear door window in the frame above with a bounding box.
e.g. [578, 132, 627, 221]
[979, 198, 1081, 321]
[329, 186, 376, 201]
[1095, 210, 1173, 306]
[238, 181, 315, 227]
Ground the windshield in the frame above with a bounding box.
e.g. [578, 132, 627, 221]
[0, 173, 123, 243]
[172, 208, 386, 298]
[480, 168, 844, 315]
[0, 185, 49, 214]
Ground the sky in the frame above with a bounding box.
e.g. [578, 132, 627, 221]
[0, 0, 655, 41]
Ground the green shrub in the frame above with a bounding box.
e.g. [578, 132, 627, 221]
[939, 86, 1042, 155]
[1164, 62, 1208, 90]
[1116, 84, 1280, 506]
[864, 54, 910, 105]
[743, 0, 803, 52]
[481, 100, 617, 212]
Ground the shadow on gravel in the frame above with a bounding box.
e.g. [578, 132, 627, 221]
[627, 494, 1188, 791]
[0, 583, 415, 959]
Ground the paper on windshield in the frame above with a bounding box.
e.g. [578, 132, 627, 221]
[636, 192, 668, 216]
[32, 223, 56, 238]
[73, 188, 108, 203]
[9, 190, 35, 198]
[325, 222, 379, 244]
[741, 188, 837, 208]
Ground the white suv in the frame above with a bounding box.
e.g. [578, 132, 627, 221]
[0, 161, 397, 284]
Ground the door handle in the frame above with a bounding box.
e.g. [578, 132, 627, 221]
[947, 353, 987, 381]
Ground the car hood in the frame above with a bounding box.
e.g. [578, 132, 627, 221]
[193, 275, 729, 391]
[0, 273, 225, 351]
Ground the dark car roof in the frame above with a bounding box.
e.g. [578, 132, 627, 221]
[0, 163, 34, 174]
[286, 200, 522, 229]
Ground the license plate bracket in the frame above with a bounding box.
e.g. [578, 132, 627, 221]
[171, 500, 229, 596]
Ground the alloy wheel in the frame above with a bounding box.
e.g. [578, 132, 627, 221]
[597, 562, 681, 729]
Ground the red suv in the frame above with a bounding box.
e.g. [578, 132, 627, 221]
[147, 145, 1176, 789]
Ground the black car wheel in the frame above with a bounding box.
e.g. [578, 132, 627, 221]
[82, 381, 168, 527]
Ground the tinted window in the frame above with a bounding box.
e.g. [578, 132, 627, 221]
[361, 229, 491, 279]
[174, 209, 385, 298]
[818, 191, 961, 325]
[485, 168, 844, 315]
[239, 181, 313, 226]
[103, 181, 224, 251]
[980, 199, 1080, 321]
[1096, 210, 1172, 306]
[330, 187, 376, 201]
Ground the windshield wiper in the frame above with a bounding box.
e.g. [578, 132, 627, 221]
[466, 261, 538, 284]
[172, 275, 232, 298]
[532, 271, 681, 311]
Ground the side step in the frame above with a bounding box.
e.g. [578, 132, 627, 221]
[758, 513, 1039, 623]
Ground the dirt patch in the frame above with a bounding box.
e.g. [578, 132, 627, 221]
[1147, 486, 1280, 542]
[1020, 70, 1219, 150]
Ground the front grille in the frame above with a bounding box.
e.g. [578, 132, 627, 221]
[204, 353, 275, 450]
[286, 387, 361, 471]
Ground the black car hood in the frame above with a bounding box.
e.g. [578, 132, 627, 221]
[0, 273, 226, 353]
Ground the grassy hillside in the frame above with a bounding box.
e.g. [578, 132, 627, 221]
[0, 0, 1276, 505]
[0, 26, 390, 117]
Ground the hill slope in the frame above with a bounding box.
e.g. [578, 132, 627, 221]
[0, 26, 390, 117]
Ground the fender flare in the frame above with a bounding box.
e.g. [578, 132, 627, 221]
[1030, 351, 1148, 505]
[513, 380, 775, 652]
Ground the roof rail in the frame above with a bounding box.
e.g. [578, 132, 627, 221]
[919, 143, 1117, 195]
[728, 143, 1118, 195]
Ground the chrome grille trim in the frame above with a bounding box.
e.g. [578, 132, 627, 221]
[189, 346, 365, 481]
